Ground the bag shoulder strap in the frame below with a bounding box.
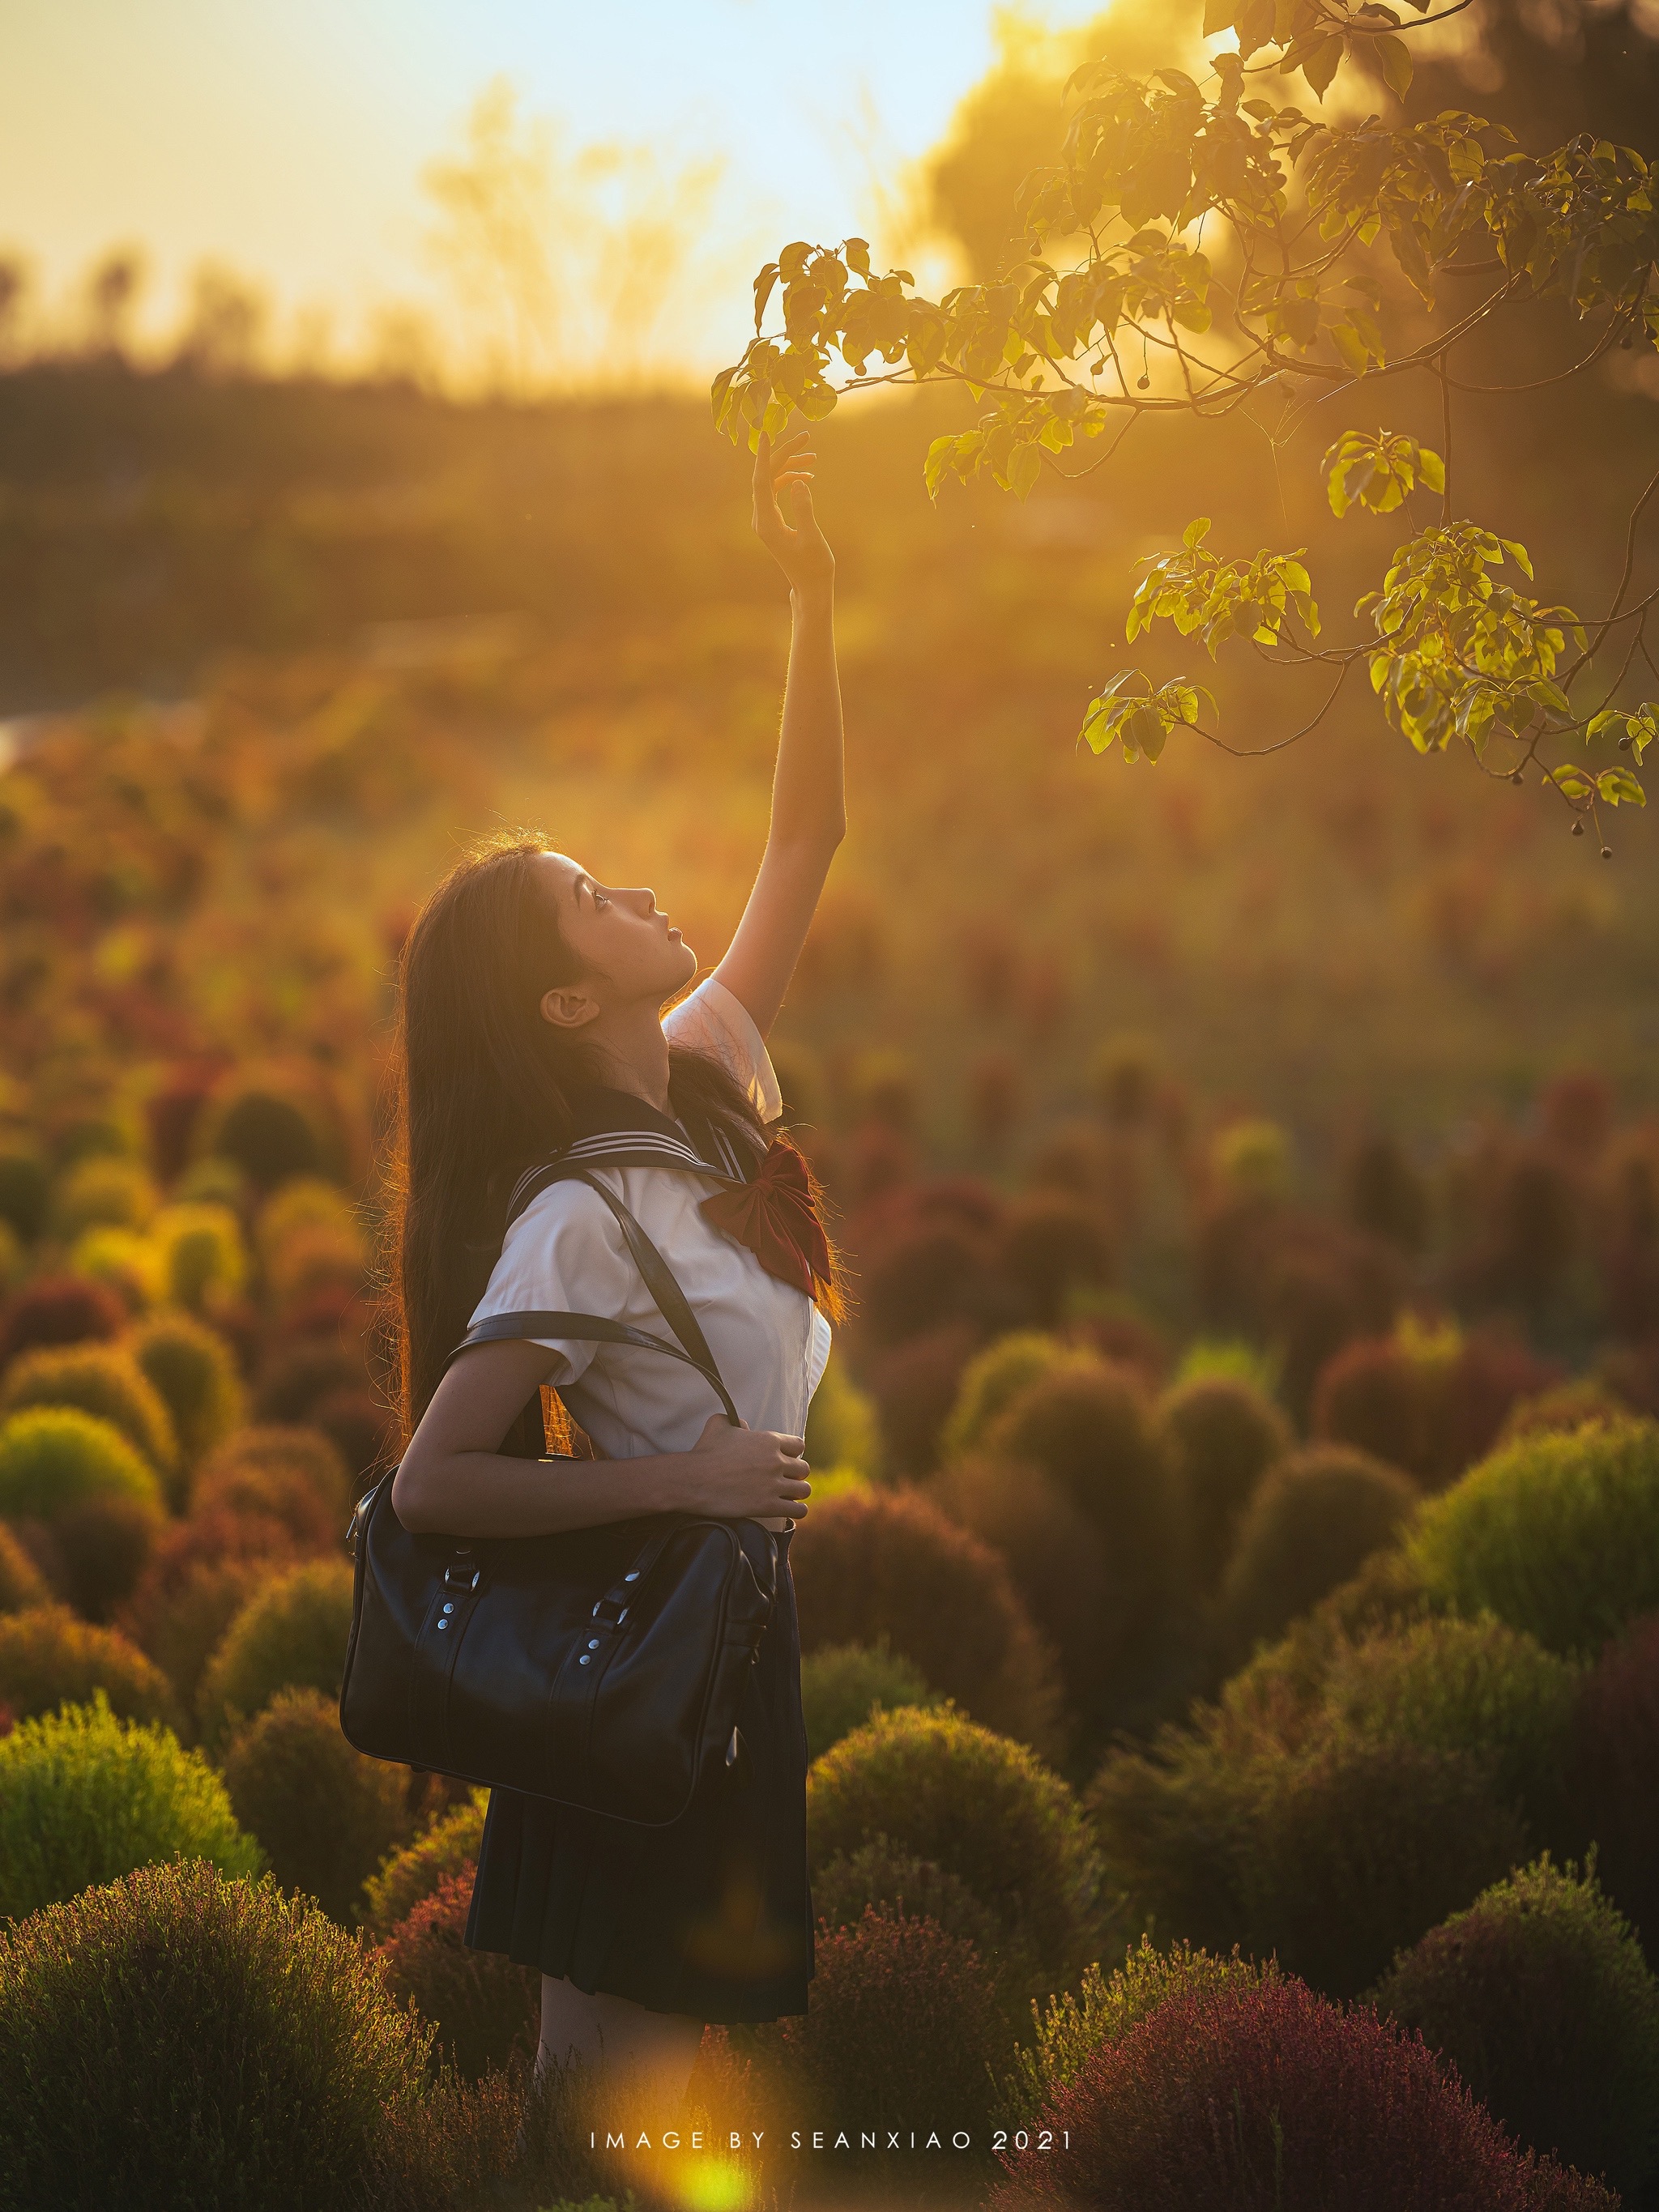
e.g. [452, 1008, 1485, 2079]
[449, 1163, 739, 1426]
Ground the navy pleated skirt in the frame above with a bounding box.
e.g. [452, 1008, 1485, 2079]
[463, 1524, 815, 2023]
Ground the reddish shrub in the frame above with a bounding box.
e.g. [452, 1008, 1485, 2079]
[864, 1319, 983, 1477]
[1220, 1447, 1420, 1660]
[789, 1487, 1065, 1759]
[193, 1426, 348, 1553]
[1312, 1339, 1422, 1477]
[996, 1197, 1115, 1328]
[47, 1493, 161, 1621]
[143, 1060, 228, 1183]
[253, 1341, 364, 1427]
[376, 1869, 539, 2080]
[117, 1509, 300, 1707]
[761, 1904, 1006, 2170]
[992, 1974, 1616, 2212]
[0, 1276, 124, 1370]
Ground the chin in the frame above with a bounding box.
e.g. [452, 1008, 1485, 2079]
[671, 937, 698, 983]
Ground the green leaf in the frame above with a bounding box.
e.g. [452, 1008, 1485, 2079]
[1302, 33, 1346, 98]
[1500, 537, 1535, 580]
[1183, 516, 1213, 548]
[1009, 443, 1043, 500]
[1375, 32, 1414, 100]
[1597, 766, 1647, 807]
[1418, 447, 1446, 494]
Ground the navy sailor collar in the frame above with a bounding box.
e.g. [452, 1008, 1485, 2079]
[504, 1083, 759, 1225]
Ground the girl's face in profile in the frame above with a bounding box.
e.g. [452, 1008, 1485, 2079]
[532, 849, 698, 1012]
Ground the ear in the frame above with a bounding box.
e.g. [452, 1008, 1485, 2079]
[539, 982, 602, 1032]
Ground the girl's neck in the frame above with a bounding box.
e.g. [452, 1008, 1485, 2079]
[580, 1000, 672, 1115]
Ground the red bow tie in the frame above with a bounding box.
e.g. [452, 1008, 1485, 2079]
[700, 1133, 834, 1305]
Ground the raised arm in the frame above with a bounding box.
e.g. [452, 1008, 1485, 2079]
[711, 427, 846, 1042]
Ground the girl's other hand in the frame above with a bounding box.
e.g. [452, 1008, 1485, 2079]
[753, 426, 834, 597]
[684, 1410, 812, 1523]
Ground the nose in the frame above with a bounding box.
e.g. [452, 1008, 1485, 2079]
[629, 886, 659, 916]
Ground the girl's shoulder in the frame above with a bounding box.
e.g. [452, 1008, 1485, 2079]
[663, 974, 783, 1123]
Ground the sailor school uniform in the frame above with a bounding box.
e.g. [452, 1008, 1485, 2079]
[461, 975, 825, 2021]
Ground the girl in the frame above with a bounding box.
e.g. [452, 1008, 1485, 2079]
[387, 424, 843, 2115]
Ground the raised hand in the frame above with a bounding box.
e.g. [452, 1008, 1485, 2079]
[753, 426, 834, 597]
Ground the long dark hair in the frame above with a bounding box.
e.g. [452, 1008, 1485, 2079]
[385, 831, 770, 1435]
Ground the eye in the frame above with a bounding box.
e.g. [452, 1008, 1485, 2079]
[592, 889, 609, 910]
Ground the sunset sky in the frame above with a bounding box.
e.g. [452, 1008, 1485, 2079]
[0, 0, 1110, 383]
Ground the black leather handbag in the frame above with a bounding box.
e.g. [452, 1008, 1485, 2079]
[338, 1166, 786, 1827]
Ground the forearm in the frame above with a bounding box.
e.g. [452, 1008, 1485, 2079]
[392, 1446, 698, 1540]
[768, 583, 846, 853]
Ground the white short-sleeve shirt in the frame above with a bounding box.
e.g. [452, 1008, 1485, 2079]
[468, 976, 833, 1490]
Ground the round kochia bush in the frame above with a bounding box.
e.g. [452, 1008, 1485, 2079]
[789, 1487, 1065, 1757]
[0, 1519, 48, 1613]
[130, 1309, 244, 1473]
[196, 1558, 356, 1754]
[807, 1706, 1106, 1999]
[989, 1972, 1618, 2212]
[0, 1604, 181, 1732]
[799, 1637, 941, 1764]
[361, 1790, 488, 1941]
[1155, 1373, 1290, 1596]
[220, 1689, 412, 1924]
[761, 1904, 1008, 2183]
[0, 1340, 179, 1478]
[1324, 1613, 1580, 1834]
[1219, 1446, 1419, 1660]
[1559, 1613, 1659, 1967]
[0, 1272, 123, 1364]
[1375, 1858, 1659, 2201]
[941, 1331, 1094, 1463]
[376, 1868, 539, 2080]
[1237, 1734, 1529, 2000]
[1408, 1419, 1659, 1658]
[0, 1404, 162, 1523]
[0, 1860, 433, 2212]
[0, 1694, 262, 1922]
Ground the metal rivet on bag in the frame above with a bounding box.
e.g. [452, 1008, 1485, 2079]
[437, 1621, 449, 1632]
[586, 1637, 600, 1650]
[441, 1601, 455, 1615]
[624, 1571, 639, 1582]
[578, 1653, 591, 1664]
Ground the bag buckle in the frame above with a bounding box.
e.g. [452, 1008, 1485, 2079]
[444, 1560, 481, 1592]
[591, 1596, 629, 1626]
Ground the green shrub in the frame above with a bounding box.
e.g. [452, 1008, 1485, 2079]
[1156, 1374, 1290, 1596]
[982, 1362, 1185, 1725]
[0, 1519, 48, 1613]
[789, 1486, 1066, 1759]
[220, 1688, 412, 1923]
[800, 1636, 941, 1763]
[0, 1693, 262, 1920]
[196, 1558, 355, 1754]
[757, 1904, 1007, 2193]
[377, 1869, 539, 2080]
[940, 1331, 1098, 1463]
[807, 1706, 1107, 1999]
[152, 1202, 247, 1311]
[0, 1859, 434, 2210]
[361, 1790, 488, 1940]
[0, 1404, 163, 1522]
[1324, 1613, 1580, 1832]
[52, 1155, 159, 1238]
[69, 1225, 166, 1311]
[803, 1349, 881, 1475]
[0, 1150, 49, 1243]
[0, 1604, 181, 1732]
[0, 1342, 179, 1480]
[1219, 1446, 1419, 1660]
[1375, 1858, 1659, 2200]
[1238, 1735, 1530, 1999]
[994, 1936, 1266, 2125]
[130, 1311, 245, 1471]
[200, 1084, 326, 1190]
[1409, 1420, 1659, 1658]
